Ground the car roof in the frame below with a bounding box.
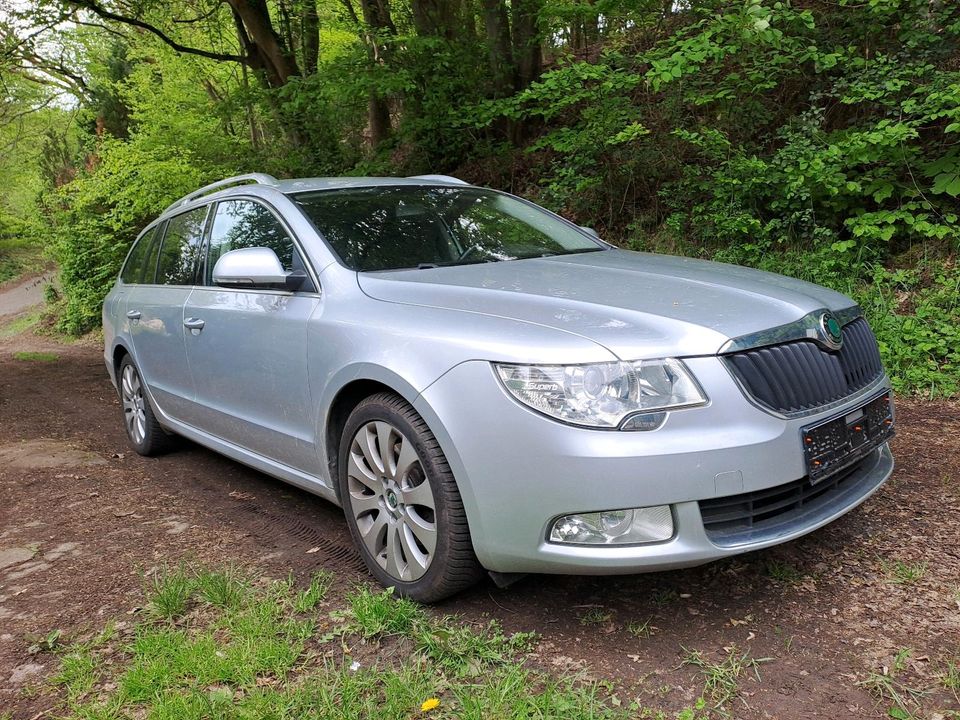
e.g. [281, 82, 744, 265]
[155, 174, 473, 223]
[275, 176, 470, 193]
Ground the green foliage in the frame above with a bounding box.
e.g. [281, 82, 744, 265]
[3, 0, 958, 395]
[858, 263, 960, 396]
[45, 139, 214, 335]
[346, 586, 426, 637]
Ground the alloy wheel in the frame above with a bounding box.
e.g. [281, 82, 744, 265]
[121, 363, 147, 445]
[346, 420, 438, 582]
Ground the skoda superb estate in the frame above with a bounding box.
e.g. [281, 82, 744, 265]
[103, 173, 895, 601]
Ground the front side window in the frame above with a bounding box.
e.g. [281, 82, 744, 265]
[206, 200, 301, 284]
[120, 227, 157, 284]
[292, 186, 603, 272]
[156, 207, 208, 285]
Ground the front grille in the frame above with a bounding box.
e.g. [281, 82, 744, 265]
[699, 453, 877, 546]
[724, 317, 883, 414]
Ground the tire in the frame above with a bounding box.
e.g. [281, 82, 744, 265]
[338, 392, 483, 602]
[118, 355, 175, 456]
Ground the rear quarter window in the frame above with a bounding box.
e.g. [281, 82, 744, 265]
[156, 206, 209, 285]
[120, 227, 156, 284]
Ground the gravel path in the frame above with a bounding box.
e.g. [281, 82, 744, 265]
[0, 273, 53, 318]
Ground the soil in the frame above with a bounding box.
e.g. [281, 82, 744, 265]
[0, 284, 958, 719]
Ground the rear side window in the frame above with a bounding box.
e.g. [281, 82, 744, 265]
[120, 227, 156, 284]
[205, 200, 304, 284]
[156, 207, 208, 285]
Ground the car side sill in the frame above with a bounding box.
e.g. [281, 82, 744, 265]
[153, 411, 339, 507]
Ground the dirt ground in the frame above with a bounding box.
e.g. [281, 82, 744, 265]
[1, 291, 958, 718]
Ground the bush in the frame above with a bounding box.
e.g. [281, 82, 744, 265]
[45, 140, 219, 335]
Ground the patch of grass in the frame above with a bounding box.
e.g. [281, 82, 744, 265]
[681, 645, 771, 711]
[145, 566, 195, 621]
[293, 570, 332, 612]
[651, 588, 680, 607]
[194, 567, 247, 609]
[858, 649, 930, 718]
[12, 350, 59, 362]
[0, 309, 43, 337]
[941, 658, 960, 701]
[0, 239, 43, 286]
[52, 563, 670, 720]
[346, 586, 426, 637]
[416, 620, 537, 676]
[627, 618, 656, 638]
[764, 560, 802, 583]
[882, 559, 928, 585]
[579, 608, 612, 625]
[54, 647, 99, 701]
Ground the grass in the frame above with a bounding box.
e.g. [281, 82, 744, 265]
[0, 237, 43, 286]
[627, 618, 656, 638]
[293, 570, 332, 612]
[650, 588, 680, 607]
[681, 645, 771, 712]
[881, 559, 928, 585]
[857, 649, 931, 718]
[0, 308, 43, 337]
[50, 563, 648, 720]
[12, 350, 59, 362]
[764, 560, 802, 584]
[941, 658, 960, 701]
[345, 585, 426, 637]
[578, 608, 612, 625]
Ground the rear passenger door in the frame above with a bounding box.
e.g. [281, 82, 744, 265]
[183, 199, 321, 473]
[126, 206, 209, 420]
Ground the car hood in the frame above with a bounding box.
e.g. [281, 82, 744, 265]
[356, 249, 856, 359]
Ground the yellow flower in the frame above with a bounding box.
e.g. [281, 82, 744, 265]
[420, 697, 440, 712]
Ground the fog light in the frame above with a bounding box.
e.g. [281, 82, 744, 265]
[549, 506, 673, 545]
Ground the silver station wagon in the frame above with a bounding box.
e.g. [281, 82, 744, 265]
[103, 173, 895, 601]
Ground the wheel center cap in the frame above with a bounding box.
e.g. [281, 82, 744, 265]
[386, 490, 399, 510]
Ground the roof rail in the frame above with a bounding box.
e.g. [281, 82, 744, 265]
[407, 174, 470, 186]
[162, 173, 278, 215]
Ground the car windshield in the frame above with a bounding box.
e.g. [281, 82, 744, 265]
[292, 186, 603, 271]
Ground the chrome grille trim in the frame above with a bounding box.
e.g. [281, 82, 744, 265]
[722, 317, 884, 416]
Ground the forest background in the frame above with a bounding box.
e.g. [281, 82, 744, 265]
[1, 0, 957, 395]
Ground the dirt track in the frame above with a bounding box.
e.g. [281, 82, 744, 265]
[1, 303, 958, 718]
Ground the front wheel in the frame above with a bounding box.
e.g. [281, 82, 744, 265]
[338, 392, 483, 602]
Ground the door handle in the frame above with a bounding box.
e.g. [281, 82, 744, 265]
[183, 317, 205, 331]
[126, 310, 141, 321]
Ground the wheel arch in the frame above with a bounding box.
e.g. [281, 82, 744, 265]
[111, 341, 134, 390]
[319, 365, 426, 503]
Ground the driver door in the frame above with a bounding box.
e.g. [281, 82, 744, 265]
[183, 199, 322, 473]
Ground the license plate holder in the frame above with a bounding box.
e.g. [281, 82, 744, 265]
[801, 391, 894, 484]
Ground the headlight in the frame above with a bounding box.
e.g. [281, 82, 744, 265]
[494, 358, 707, 428]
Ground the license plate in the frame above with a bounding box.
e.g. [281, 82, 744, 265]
[801, 391, 894, 484]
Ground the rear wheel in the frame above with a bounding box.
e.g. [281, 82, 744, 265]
[118, 355, 174, 456]
[338, 392, 482, 602]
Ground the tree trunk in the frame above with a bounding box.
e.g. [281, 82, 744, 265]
[225, 0, 301, 88]
[411, 0, 459, 40]
[300, 0, 320, 75]
[511, 0, 542, 91]
[357, 0, 396, 147]
[583, 0, 599, 48]
[481, 0, 513, 98]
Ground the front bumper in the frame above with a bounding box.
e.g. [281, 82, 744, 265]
[414, 357, 894, 574]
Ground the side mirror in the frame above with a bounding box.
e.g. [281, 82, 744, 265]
[212, 247, 305, 290]
[579, 226, 601, 239]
